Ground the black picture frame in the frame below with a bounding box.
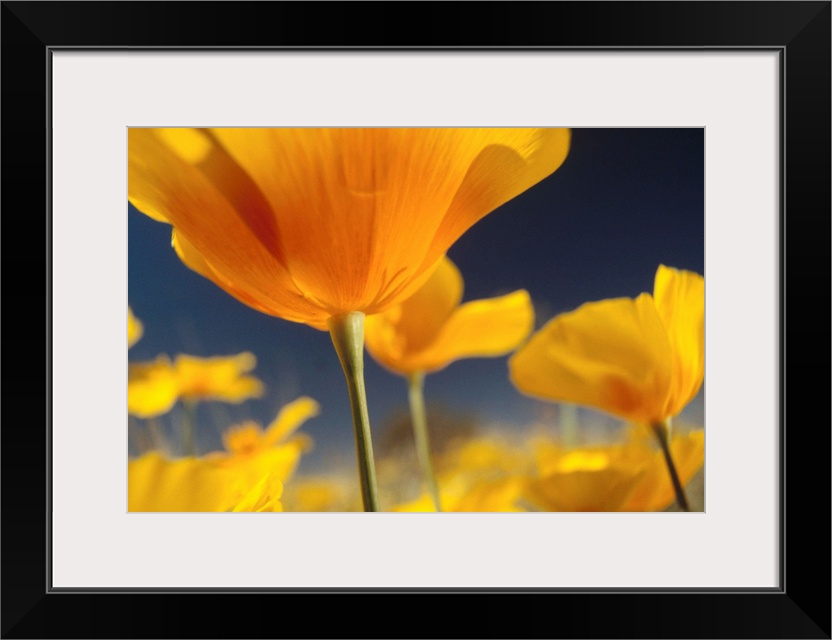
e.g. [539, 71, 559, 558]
[2, 2, 829, 638]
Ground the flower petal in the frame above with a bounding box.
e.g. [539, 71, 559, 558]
[653, 265, 705, 418]
[451, 477, 526, 512]
[405, 289, 535, 374]
[128, 306, 143, 348]
[173, 353, 264, 404]
[172, 230, 330, 329]
[128, 452, 236, 512]
[509, 294, 674, 425]
[231, 473, 284, 512]
[263, 396, 321, 446]
[128, 356, 179, 418]
[211, 440, 311, 487]
[426, 128, 571, 267]
[282, 476, 356, 512]
[211, 128, 570, 313]
[130, 129, 330, 327]
[524, 466, 647, 512]
[364, 256, 463, 372]
[622, 429, 705, 511]
[391, 256, 464, 351]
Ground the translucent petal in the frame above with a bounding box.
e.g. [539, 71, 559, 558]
[402, 289, 534, 374]
[364, 257, 463, 372]
[130, 129, 328, 325]
[426, 128, 571, 269]
[211, 128, 570, 312]
[172, 230, 329, 329]
[653, 265, 705, 418]
[509, 294, 674, 425]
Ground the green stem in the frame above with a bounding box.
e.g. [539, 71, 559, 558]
[652, 420, 690, 512]
[407, 372, 442, 512]
[147, 417, 165, 452]
[181, 399, 197, 457]
[560, 403, 579, 447]
[328, 312, 381, 512]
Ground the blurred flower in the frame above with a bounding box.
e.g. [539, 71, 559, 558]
[365, 256, 534, 374]
[230, 473, 284, 512]
[128, 306, 143, 348]
[173, 352, 264, 404]
[393, 435, 535, 512]
[509, 265, 704, 426]
[128, 355, 179, 418]
[127, 307, 178, 418]
[281, 476, 359, 512]
[204, 396, 319, 485]
[128, 451, 283, 512]
[128, 127, 570, 329]
[395, 476, 526, 513]
[522, 429, 704, 511]
[441, 435, 535, 477]
[618, 427, 705, 511]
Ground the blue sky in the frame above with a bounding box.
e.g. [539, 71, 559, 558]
[128, 127, 705, 472]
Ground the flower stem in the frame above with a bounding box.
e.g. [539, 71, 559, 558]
[181, 399, 197, 457]
[328, 311, 381, 512]
[147, 417, 165, 452]
[652, 420, 690, 512]
[407, 372, 442, 512]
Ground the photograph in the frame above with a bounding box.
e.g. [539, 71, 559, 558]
[3, 0, 828, 635]
[127, 126, 705, 513]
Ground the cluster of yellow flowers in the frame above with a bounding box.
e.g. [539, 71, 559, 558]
[127, 128, 704, 513]
[128, 308, 319, 512]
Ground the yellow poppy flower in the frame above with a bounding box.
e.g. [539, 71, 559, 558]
[509, 265, 704, 426]
[364, 256, 534, 374]
[127, 355, 179, 418]
[173, 352, 264, 404]
[128, 306, 143, 348]
[204, 396, 320, 486]
[128, 127, 570, 329]
[128, 451, 283, 512]
[522, 430, 704, 512]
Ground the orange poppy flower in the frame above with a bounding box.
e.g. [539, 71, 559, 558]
[128, 128, 570, 329]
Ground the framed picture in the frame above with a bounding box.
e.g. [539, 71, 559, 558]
[3, 1, 829, 638]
